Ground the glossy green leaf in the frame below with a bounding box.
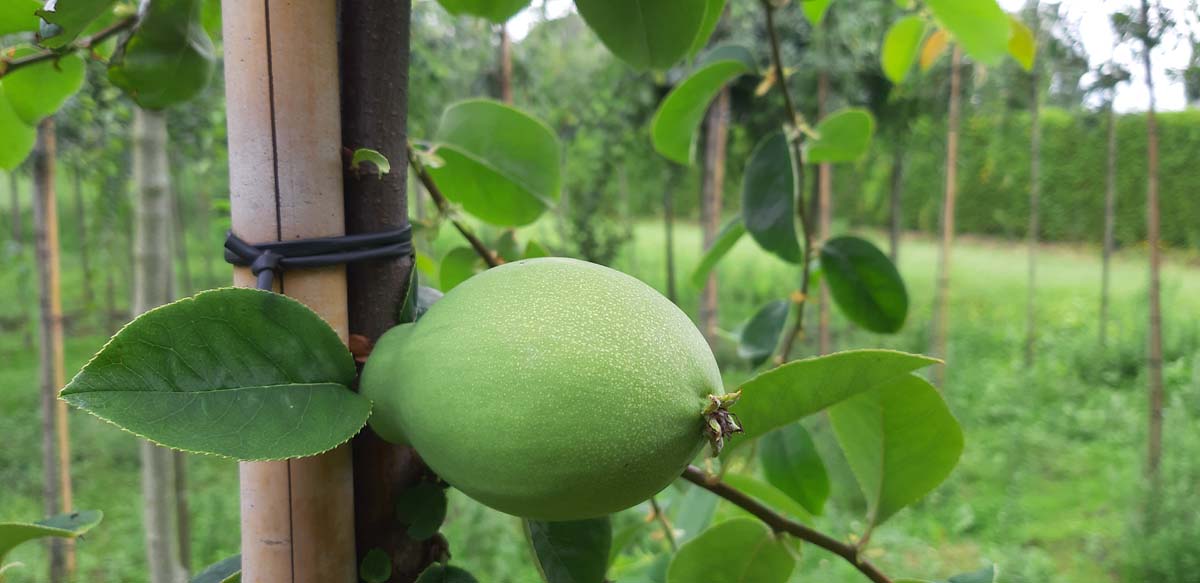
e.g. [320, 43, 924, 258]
[666, 519, 793, 583]
[802, 0, 833, 26]
[830, 375, 963, 529]
[191, 554, 241, 583]
[737, 299, 788, 367]
[524, 239, 549, 259]
[35, 0, 118, 49]
[108, 0, 216, 109]
[351, 148, 391, 178]
[0, 86, 36, 172]
[428, 99, 561, 226]
[925, 0, 1010, 65]
[0, 0, 40, 36]
[652, 52, 754, 165]
[741, 131, 801, 264]
[805, 108, 874, 164]
[819, 236, 908, 334]
[690, 216, 745, 288]
[575, 0, 707, 70]
[200, 0, 221, 39]
[396, 482, 448, 541]
[687, 0, 727, 57]
[1, 48, 86, 125]
[436, 0, 529, 23]
[525, 516, 612, 583]
[439, 247, 483, 292]
[734, 349, 940, 445]
[721, 473, 812, 521]
[945, 565, 997, 583]
[882, 15, 925, 84]
[60, 288, 371, 460]
[415, 565, 479, 583]
[760, 423, 830, 515]
[360, 549, 391, 583]
[1007, 16, 1036, 71]
[0, 511, 102, 564]
[670, 483, 719, 543]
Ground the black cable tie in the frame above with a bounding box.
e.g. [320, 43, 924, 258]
[223, 225, 414, 291]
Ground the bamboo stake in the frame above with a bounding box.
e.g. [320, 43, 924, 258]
[222, 0, 356, 581]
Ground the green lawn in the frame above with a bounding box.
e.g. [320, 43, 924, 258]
[1, 220, 1197, 582]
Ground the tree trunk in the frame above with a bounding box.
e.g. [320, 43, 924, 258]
[72, 164, 93, 307]
[1100, 102, 1117, 348]
[341, 0, 440, 579]
[133, 108, 187, 583]
[699, 87, 730, 351]
[664, 171, 677, 304]
[932, 46, 963, 387]
[1025, 63, 1041, 367]
[1141, 0, 1164, 490]
[32, 118, 73, 583]
[816, 70, 833, 355]
[223, 1, 358, 580]
[10, 170, 21, 244]
[888, 143, 904, 263]
[499, 25, 514, 104]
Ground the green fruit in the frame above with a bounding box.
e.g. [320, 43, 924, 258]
[363, 258, 734, 521]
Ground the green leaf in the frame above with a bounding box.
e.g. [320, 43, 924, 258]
[924, 0, 1010, 65]
[524, 239, 549, 259]
[687, 0, 727, 58]
[670, 484, 718, 543]
[525, 517, 612, 583]
[350, 148, 391, 179]
[360, 548, 391, 583]
[1, 48, 86, 125]
[396, 482, 448, 541]
[201, 0, 221, 39]
[690, 216, 745, 288]
[819, 236, 908, 334]
[428, 99, 561, 226]
[415, 565, 479, 583]
[760, 423, 830, 515]
[191, 554, 241, 583]
[108, 0, 216, 109]
[734, 349, 940, 445]
[830, 374, 964, 529]
[737, 299, 788, 367]
[1007, 16, 1036, 71]
[720, 474, 812, 521]
[435, 0, 529, 23]
[607, 519, 646, 567]
[60, 288, 371, 460]
[741, 131, 801, 264]
[495, 230, 521, 262]
[0, 510, 102, 564]
[666, 519, 794, 583]
[0, 0, 40, 36]
[802, 0, 833, 26]
[945, 565, 997, 583]
[0, 86, 36, 172]
[652, 51, 754, 165]
[575, 0, 707, 70]
[35, 0, 118, 49]
[439, 247, 483, 292]
[881, 15, 925, 84]
[805, 108, 874, 164]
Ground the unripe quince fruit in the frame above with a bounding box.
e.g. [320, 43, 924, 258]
[362, 258, 740, 521]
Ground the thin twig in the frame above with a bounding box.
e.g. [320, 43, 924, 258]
[682, 466, 892, 583]
[406, 144, 503, 268]
[760, 1, 815, 364]
[647, 496, 678, 552]
[0, 15, 138, 78]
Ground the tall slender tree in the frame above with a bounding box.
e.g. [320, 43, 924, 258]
[1024, 2, 1042, 367]
[1092, 62, 1129, 348]
[699, 87, 730, 350]
[932, 46, 963, 386]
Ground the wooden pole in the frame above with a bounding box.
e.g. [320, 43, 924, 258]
[932, 45, 963, 387]
[222, 1, 357, 581]
[32, 118, 74, 582]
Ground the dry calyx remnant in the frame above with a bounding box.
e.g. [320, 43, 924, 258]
[703, 391, 744, 456]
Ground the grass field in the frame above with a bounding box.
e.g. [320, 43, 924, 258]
[1, 219, 1198, 582]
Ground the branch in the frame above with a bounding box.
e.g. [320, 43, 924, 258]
[0, 15, 138, 78]
[647, 496, 678, 552]
[406, 144, 504, 268]
[760, 1, 815, 364]
[681, 466, 892, 583]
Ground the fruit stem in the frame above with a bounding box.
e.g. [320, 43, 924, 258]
[702, 391, 744, 456]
